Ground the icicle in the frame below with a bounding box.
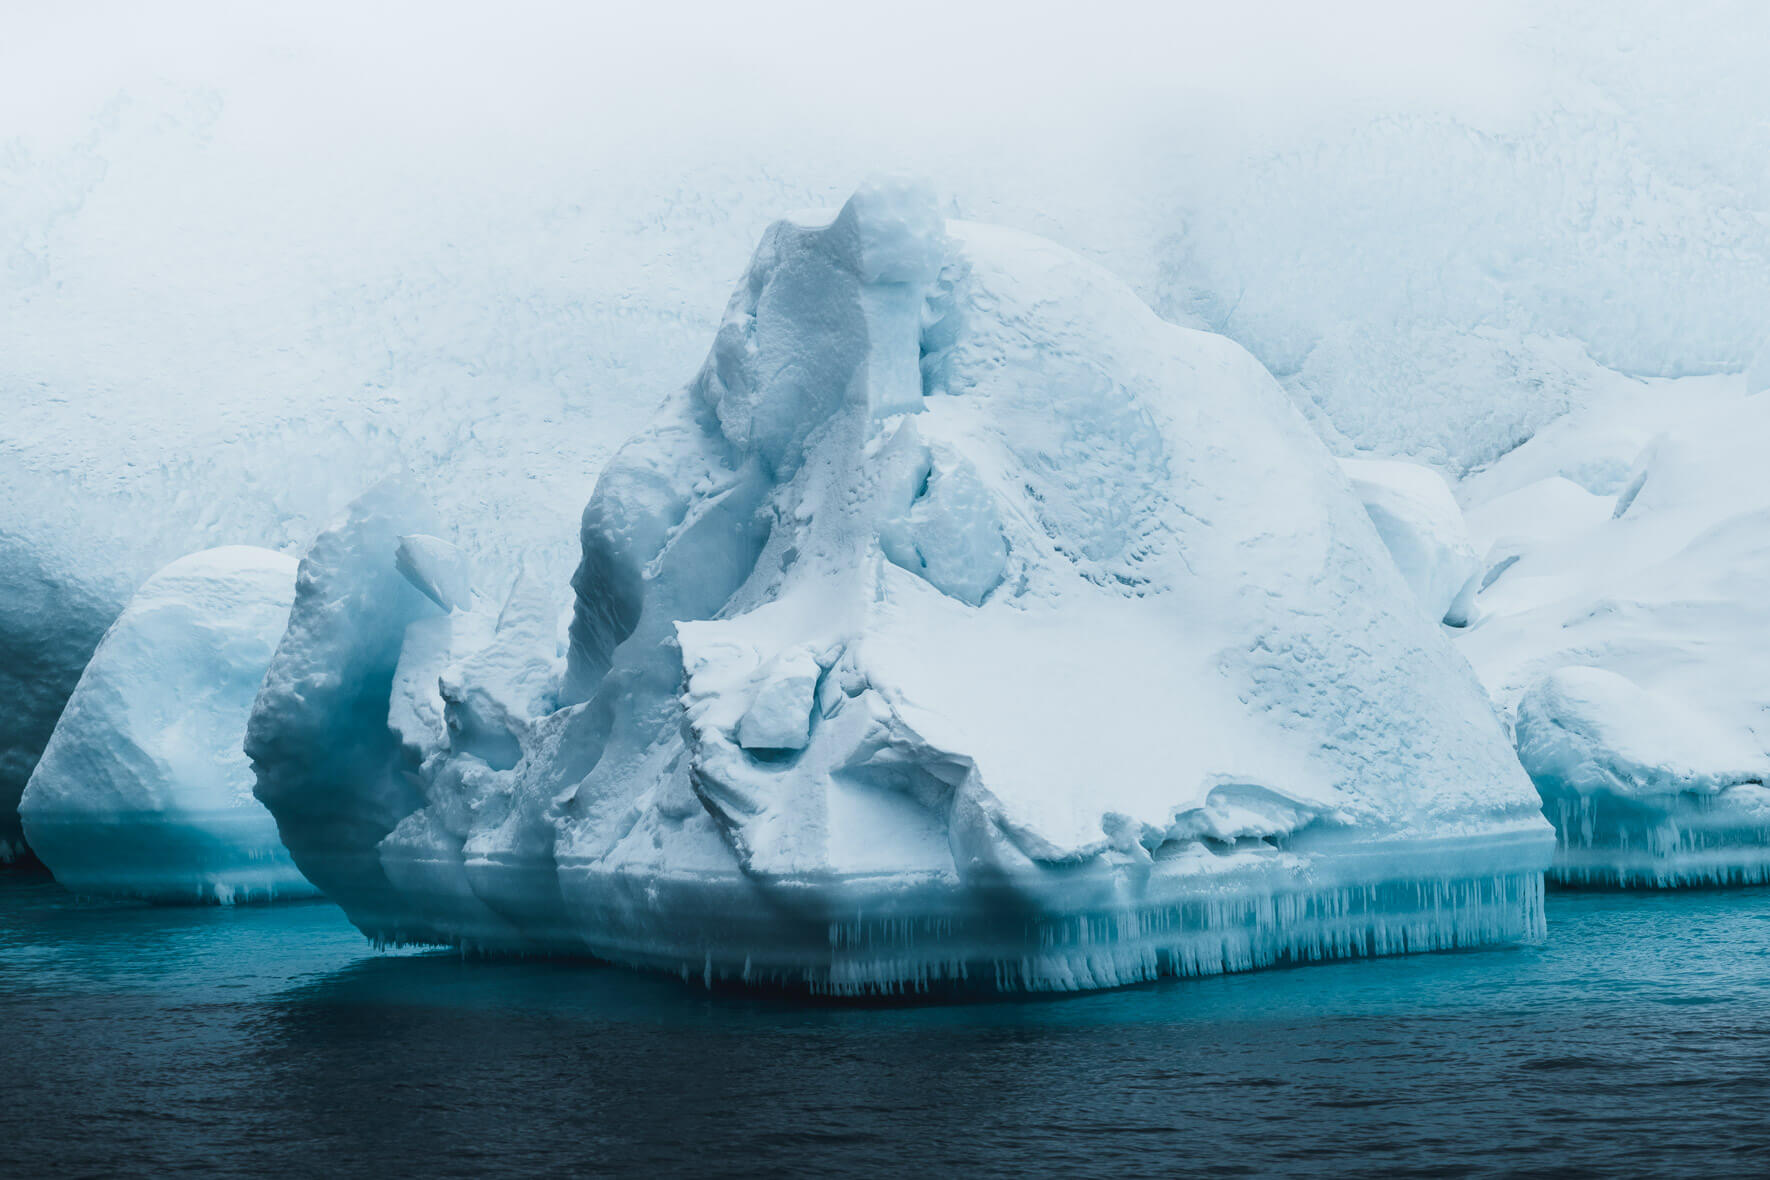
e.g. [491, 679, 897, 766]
[611, 870, 1549, 998]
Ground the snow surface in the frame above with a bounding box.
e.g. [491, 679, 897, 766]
[1456, 383, 1770, 885]
[18, 547, 316, 902]
[247, 184, 1551, 993]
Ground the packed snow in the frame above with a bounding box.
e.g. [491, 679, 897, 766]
[245, 183, 1552, 993]
[18, 547, 316, 902]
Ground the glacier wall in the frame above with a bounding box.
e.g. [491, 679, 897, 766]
[0, 536, 125, 861]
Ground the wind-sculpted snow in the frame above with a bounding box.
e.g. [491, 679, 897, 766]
[248, 183, 1552, 994]
[1458, 384, 1770, 886]
[19, 547, 316, 902]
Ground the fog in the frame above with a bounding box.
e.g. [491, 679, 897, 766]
[4, 1, 1766, 582]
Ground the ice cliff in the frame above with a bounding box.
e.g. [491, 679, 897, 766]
[19, 547, 316, 901]
[247, 183, 1552, 993]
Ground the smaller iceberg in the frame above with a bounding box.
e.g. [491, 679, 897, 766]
[20, 547, 317, 902]
[1459, 391, 1770, 885]
[1516, 667, 1770, 886]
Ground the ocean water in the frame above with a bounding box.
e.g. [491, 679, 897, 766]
[3, 874, 1769, 1178]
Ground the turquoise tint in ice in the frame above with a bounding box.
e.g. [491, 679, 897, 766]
[19, 548, 315, 902]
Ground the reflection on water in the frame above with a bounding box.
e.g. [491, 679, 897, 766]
[5, 875, 1770, 1176]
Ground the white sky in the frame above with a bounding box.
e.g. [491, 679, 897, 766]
[3, 0, 1537, 150]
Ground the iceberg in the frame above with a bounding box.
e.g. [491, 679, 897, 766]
[248, 182, 1552, 994]
[15, 5, 1770, 874]
[1459, 389, 1770, 885]
[19, 547, 317, 902]
[1515, 667, 1770, 885]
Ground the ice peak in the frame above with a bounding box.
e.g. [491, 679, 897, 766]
[701, 178, 952, 476]
[826, 176, 947, 286]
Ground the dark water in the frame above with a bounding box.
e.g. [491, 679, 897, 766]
[5, 875, 1770, 1178]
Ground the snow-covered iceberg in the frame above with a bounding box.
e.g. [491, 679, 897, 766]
[20, 547, 317, 902]
[248, 182, 1552, 993]
[1459, 387, 1770, 886]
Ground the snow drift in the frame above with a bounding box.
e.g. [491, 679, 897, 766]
[20, 547, 316, 902]
[248, 182, 1552, 993]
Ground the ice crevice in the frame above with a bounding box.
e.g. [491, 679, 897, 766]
[245, 179, 1553, 993]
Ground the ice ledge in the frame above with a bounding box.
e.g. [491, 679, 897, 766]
[1549, 793, 1770, 887]
[567, 870, 1547, 997]
[1551, 846, 1770, 889]
[359, 828, 1551, 997]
